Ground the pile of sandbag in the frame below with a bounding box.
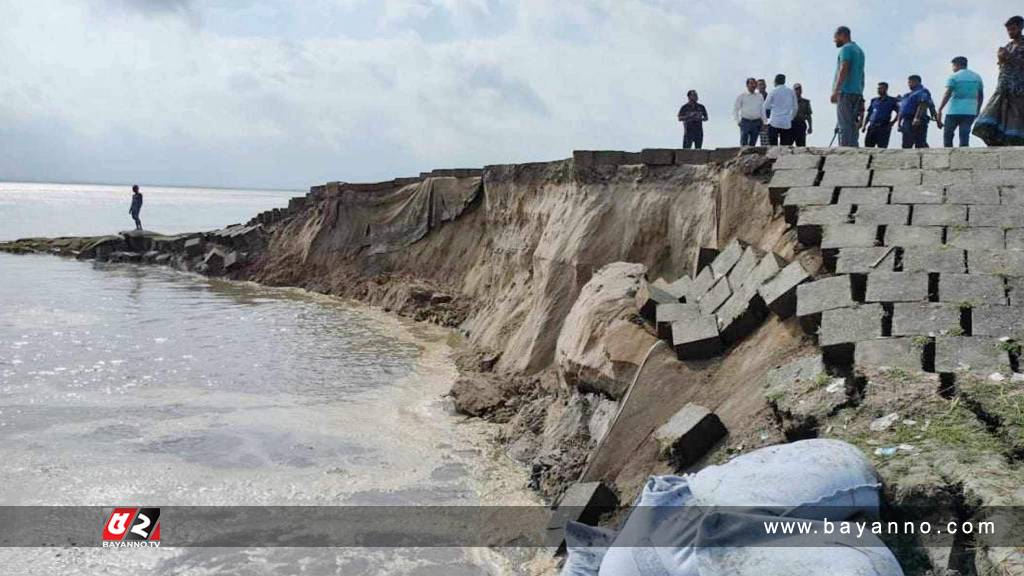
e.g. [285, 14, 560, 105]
[562, 439, 903, 576]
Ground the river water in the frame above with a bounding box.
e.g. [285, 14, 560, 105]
[0, 184, 546, 575]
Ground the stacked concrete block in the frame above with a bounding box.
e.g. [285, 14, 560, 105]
[884, 225, 942, 247]
[872, 152, 921, 170]
[774, 154, 823, 171]
[969, 205, 1024, 228]
[546, 481, 619, 549]
[865, 272, 929, 303]
[872, 170, 922, 187]
[839, 187, 889, 205]
[1006, 229, 1024, 250]
[796, 276, 855, 332]
[974, 169, 1024, 187]
[690, 264, 718, 300]
[912, 204, 966, 226]
[854, 204, 909, 226]
[998, 149, 1024, 169]
[891, 185, 943, 204]
[783, 187, 834, 224]
[972, 304, 1024, 338]
[969, 249, 1024, 275]
[1002, 186, 1024, 205]
[819, 169, 871, 188]
[710, 239, 748, 279]
[665, 276, 693, 302]
[824, 154, 870, 170]
[821, 224, 878, 249]
[637, 278, 680, 321]
[950, 150, 1000, 170]
[671, 314, 723, 360]
[946, 183, 1000, 205]
[653, 403, 728, 470]
[854, 338, 924, 372]
[769, 169, 819, 193]
[901, 248, 966, 274]
[797, 205, 853, 245]
[947, 227, 1004, 250]
[819, 304, 884, 347]
[938, 274, 1007, 306]
[699, 277, 733, 316]
[891, 303, 961, 337]
[934, 336, 1011, 375]
[655, 303, 701, 340]
[835, 247, 896, 273]
[757, 260, 811, 318]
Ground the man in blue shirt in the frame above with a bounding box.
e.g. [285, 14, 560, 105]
[938, 56, 985, 147]
[862, 82, 900, 148]
[831, 26, 866, 147]
[897, 75, 943, 148]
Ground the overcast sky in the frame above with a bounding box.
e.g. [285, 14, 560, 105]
[0, 1, 1020, 190]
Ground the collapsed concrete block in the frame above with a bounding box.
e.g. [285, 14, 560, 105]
[727, 246, 765, 289]
[694, 247, 719, 276]
[819, 169, 871, 188]
[946, 183, 1000, 205]
[969, 205, 1024, 228]
[939, 274, 1007, 306]
[819, 304, 884, 347]
[872, 169, 921, 187]
[797, 205, 853, 245]
[891, 185, 943, 205]
[699, 277, 732, 316]
[640, 148, 675, 166]
[546, 481, 619, 549]
[223, 251, 243, 271]
[892, 302, 961, 337]
[774, 155, 822, 170]
[934, 336, 1011, 374]
[757, 260, 810, 318]
[972, 304, 1024, 338]
[838, 187, 889, 205]
[901, 248, 966, 274]
[835, 247, 896, 273]
[154, 253, 171, 264]
[884, 225, 943, 247]
[865, 271, 929, 302]
[184, 236, 203, 257]
[783, 187, 835, 223]
[203, 247, 227, 275]
[854, 204, 910, 226]
[637, 278, 679, 321]
[654, 403, 728, 470]
[821, 224, 878, 249]
[655, 303, 701, 340]
[710, 239, 748, 279]
[739, 252, 786, 291]
[665, 276, 692, 302]
[947, 227, 1005, 250]
[913, 204, 967, 226]
[671, 315, 723, 360]
[970, 249, 1024, 275]
[872, 152, 921, 170]
[796, 276, 855, 318]
[690, 265, 717, 301]
[769, 169, 819, 191]
[143, 250, 160, 263]
[716, 284, 768, 344]
[854, 338, 923, 372]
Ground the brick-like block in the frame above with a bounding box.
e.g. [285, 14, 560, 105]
[758, 260, 811, 318]
[891, 185, 943, 205]
[637, 278, 680, 321]
[946, 183, 1000, 205]
[727, 246, 765, 288]
[873, 170, 922, 187]
[775, 155, 823, 170]
[1007, 229, 1024, 251]
[923, 170, 972, 187]
[939, 273, 1007, 305]
[854, 338, 924, 371]
[892, 302, 961, 337]
[865, 271, 929, 302]
[203, 247, 227, 274]
[999, 150, 1024, 169]
[784, 187, 835, 224]
[819, 304, 884, 346]
[690, 265, 717, 300]
[769, 169, 819, 190]
[184, 236, 203, 257]
[855, 204, 910, 225]
[901, 248, 966, 274]
[710, 239, 747, 279]
[739, 252, 786, 292]
[223, 251, 242, 271]
[950, 150, 1000, 170]
[655, 303, 702, 340]
[947, 227, 1004, 250]
[872, 152, 921, 170]
[1009, 277, 1024, 306]
[796, 276, 854, 317]
[798, 204, 853, 226]
[839, 187, 890, 205]
[974, 169, 1024, 187]
[913, 204, 967, 226]
[969, 205, 1024, 228]
[654, 403, 728, 470]
[699, 277, 732, 316]
[824, 154, 871, 170]
[972, 304, 1024, 338]
[969, 249, 1024, 275]
[716, 285, 768, 343]
[821, 224, 879, 249]
[820, 170, 872, 188]
[1002, 186, 1024, 206]
[884, 225, 943, 247]
[546, 481, 619, 548]
[921, 150, 951, 169]
[675, 149, 711, 165]
[641, 148, 675, 166]
[694, 247, 719, 275]
[671, 315, 723, 360]
[935, 336, 1011, 374]
[836, 247, 896, 273]
[572, 150, 595, 169]
[665, 276, 693, 302]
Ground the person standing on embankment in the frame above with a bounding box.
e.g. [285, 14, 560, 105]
[129, 185, 143, 231]
[831, 26, 866, 147]
[974, 15, 1024, 145]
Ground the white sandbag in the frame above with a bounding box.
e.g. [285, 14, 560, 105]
[688, 439, 880, 518]
[561, 521, 617, 576]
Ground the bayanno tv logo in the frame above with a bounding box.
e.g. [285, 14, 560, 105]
[101, 507, 161, 548]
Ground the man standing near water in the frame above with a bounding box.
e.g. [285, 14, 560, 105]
[130, 185, 143, 230]
[831, 26, 866, 147]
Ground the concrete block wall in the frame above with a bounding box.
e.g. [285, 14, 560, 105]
[771, 147, 1024, 376]
[574, 147, 752, 170]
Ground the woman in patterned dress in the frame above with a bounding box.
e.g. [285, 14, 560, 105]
[974, 15, 1024, 145]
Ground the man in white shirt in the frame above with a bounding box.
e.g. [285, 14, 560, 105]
[764, 74, 798, 146]
[733, 78, 766, 146]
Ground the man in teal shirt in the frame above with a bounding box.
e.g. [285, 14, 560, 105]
[938, 56, 985, 147]
[831, 26, 866, 147]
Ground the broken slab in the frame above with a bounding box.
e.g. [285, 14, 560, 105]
[912, 204, 967, 226]
[934, 336, 1011, 375]
[865, 271, 929, 302]
[821, 224, 879, 249]
[891, 302, 962, 337]
[819, 169, 871, 188]
[854, 337, 924, 372]
[654, 403, 728, 470]
[835, 247, 896, 273]
[655, 303, 702, 340]
[819, 304, 884, 347]
[972, 304, 1024, 338]
[854, 204, 910, 226]
[796, 276, 855, 317]
[938, 273, 1007, 306]
[901, 248, 966, 274]
[757, 260, 811, 318]
[947, 227, 1004, 250]
[884, 225, 943, 247]
[671, 315, 723, 360]
[838, 187, 889, 205]
[637, 278, 680, 321]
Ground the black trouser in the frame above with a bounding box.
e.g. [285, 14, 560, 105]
[131, 211, 142, 230]
[900, 118, 929, 149]
[864, 124, 893, 148]
[683, 124, 703, 149]
[791, 121, 808, 146]
[767, 126, 795, 146]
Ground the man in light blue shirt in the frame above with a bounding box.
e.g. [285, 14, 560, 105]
[938, 56, 985, 147]
[831, 26, 866, 147]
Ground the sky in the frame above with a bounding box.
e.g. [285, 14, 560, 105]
[0, 0, 1020, 190]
